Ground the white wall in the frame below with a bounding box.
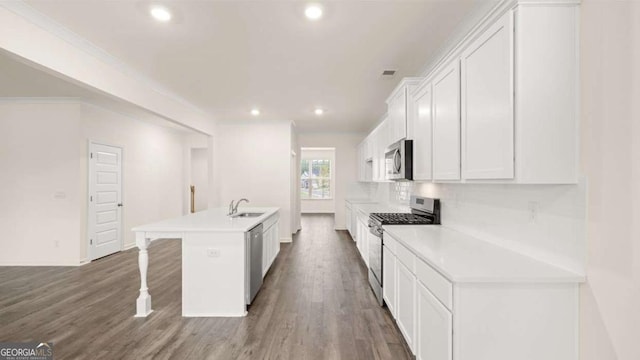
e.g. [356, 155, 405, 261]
[79, 103, 186, 257]
[300, 148, 336, 214]
[214, 120, 293, 242]
[0, 100, 190, 265]
[299, 132, 364, 229]
[579, 1, 640, 358]
[0, 102, 82, 265]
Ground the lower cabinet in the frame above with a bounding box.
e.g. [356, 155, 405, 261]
[416, 281, 452, 360]
[396, 260, 416, 353]
[383, 232, 579, 360]
[356, 217, 369, 266]
[351, 211, 358, 242]
[382, 245, 397, 317]
[262, 216, 280, 277]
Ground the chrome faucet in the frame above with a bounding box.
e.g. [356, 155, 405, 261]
[228, 198, 249, 215]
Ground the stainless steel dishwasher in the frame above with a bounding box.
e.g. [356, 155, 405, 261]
[245, 223, 263, 305]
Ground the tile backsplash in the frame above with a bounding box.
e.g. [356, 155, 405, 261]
[392, 182, 413, 204]
[386, 180, 587, 274]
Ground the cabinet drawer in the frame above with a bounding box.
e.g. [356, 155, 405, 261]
[396, 241, 416, 274]
[384, 234, 398, 255]
[416, 258, 452, 311]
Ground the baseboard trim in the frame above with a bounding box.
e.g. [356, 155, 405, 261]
[280, 237, 293, 243]
[123, 243, 137, 251]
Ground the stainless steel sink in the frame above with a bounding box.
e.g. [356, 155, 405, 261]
[232, 212, 264, 218]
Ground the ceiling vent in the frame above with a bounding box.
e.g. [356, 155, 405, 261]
[380, 69, 397, 79]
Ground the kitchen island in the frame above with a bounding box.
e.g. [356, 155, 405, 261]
[132, 207, 280, 318]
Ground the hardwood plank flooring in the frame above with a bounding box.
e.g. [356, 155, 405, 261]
[0, 214, 412, 359]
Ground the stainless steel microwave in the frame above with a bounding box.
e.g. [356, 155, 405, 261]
[385, 140, 413, 181]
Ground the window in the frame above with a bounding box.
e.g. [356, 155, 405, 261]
[300, 159, 331, 199]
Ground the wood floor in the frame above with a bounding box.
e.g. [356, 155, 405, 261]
[0, 214, 412, 359]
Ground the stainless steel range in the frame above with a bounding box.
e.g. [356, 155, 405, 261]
[368, 195, 440, 306]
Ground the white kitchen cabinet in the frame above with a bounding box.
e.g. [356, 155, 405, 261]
[357, 216, 369, 266]
[357, 142, 364, 182]
[262, 214, 280, 277]
[382, 245, 397, 317]
[411, 82, 433, 181]
[351, 210, 358, 242]
[396, 260, 416, 353]
[512, 4, 579, 184]
[432, 60, 461, 181]
[416, 281, 452, 360]
[401, 1, 578, 184]
[376, 118, 388, 182]
[386, 78, 421, 147]
[370, 126, 380, 182]
[382, 225, 581, 360]
[461, 11, 514, 180]
[369, 116, 390, 182]
[387, 87, 406, 145]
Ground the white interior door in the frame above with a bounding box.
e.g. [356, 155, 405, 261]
[88, 142, 123, 260]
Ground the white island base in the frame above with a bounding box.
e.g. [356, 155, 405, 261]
[132, 207, 280, 318]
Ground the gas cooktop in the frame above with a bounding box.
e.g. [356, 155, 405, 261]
[370, 212, 434, 225]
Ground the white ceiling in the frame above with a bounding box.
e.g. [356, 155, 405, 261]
[0, 50, 197, 133]
[23, 0, 489, 132]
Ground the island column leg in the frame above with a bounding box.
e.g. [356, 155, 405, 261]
[135, 232, 153, 317]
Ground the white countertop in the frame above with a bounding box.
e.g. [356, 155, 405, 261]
[132, 207, 280, 233]
[383, 225, 585, 283]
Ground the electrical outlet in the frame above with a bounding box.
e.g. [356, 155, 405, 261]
[53, 191, 66, 199]
[207, 248, 221, 258]
[528, 201, 539, 222]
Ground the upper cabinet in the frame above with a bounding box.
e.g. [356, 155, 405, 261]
[412, 0, 579, 184]
[386, 78, 421, 147]
[411, 82, 433, 181]
[432, 61, 461, 181]
[461, 12, 514, 180]
[362, 0, 579, 185]
[513, 4, 579, 184]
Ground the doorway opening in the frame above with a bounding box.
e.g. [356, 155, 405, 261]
[300, 147, 336, 214]
[190, 148, 209, 213]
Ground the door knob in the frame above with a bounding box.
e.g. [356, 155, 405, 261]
[117, 203, 123, 207]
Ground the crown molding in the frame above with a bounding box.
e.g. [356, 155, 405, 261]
[0, 1, 208, 117]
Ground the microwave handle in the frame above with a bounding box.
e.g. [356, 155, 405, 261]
[394, 149, 402, 173]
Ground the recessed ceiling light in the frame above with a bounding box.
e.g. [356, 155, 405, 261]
[305, 4, 323, 20]
[251, 109, 260, 116]
[314, 108, 324, 116]
[150, 6, 172, 22]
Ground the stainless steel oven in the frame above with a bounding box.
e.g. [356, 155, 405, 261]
[368, 220, 384, 305]
[385, 139, 413, 181]
[367, 196, 441, 307]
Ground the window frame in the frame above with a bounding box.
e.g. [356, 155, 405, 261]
[300, 158, 333, 200]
